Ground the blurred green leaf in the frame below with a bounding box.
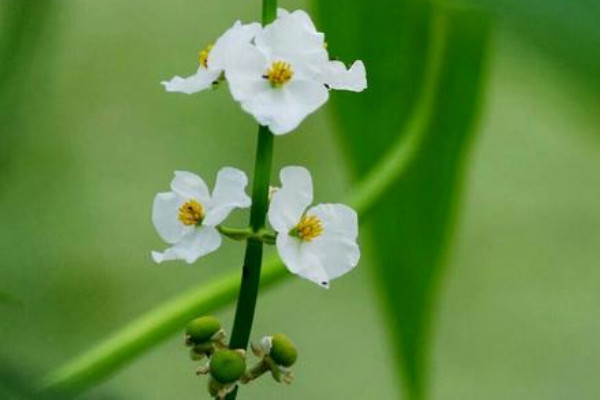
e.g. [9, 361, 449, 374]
[314, 2, 491, 399]
[470, 0, 600, 84]
[0, 0, 58, 184]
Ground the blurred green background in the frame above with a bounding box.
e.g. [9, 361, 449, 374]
[1, 0, 599, 399]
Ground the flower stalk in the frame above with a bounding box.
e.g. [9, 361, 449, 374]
[217, 226, 276, 244]
[225, 102, 275, 400]
[223, 6, 279, 400]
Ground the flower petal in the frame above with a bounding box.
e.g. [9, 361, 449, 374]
[275, 234, 330, 288]
[276, 8, 290, 18]
[161, 67, 221, 94]
[307, 203, 360, 280]
[256, 9, 326, 63]
[268, 166, 313, 233]
[152, 226, 222, 264]
[171, 171, 210, 203]
[209, 21, 262, 71]
[309, 203, 359, 240]
[242, 79, 329, 135]
[152, 192, 191, 244]
[321, 60, 367, 92]
[222, 45, 271, 103]
[203, 167, 251, 226]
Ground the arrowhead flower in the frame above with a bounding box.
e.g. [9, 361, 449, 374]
[219, 8, 367, 134]
[267, 166, 360, 288]
[162, 9, 366, 135]
[152, 168, 251, 264]
[162, 21, 261, 94]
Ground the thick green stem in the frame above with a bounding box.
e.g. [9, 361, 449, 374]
[225, 124, 273, 400]
[223, 4, 277, 399]
[262, 0, 277, 24]
[228, 125, 273, 351]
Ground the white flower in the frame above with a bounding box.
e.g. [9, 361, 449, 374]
[152, 168, 251, 264]
[267, 166, 360, 288]
[221, 9, 367, 135]
[162, 21, 261, 94]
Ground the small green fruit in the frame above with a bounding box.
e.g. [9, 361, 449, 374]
[210, 350, 246, 384]
[270, 334, 298, 367]
[186, 316, 221, 345]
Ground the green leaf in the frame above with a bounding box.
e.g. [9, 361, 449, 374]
[0, 0, 59, 185]
[470, 0, 600, 82]
[313, 2, 492, 399]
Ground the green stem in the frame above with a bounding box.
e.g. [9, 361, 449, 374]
[262, 0, 277, 24]
[217, 226, 252, 241]
[229, 125, 273, 347]
[223, 3, 277, 398]
[218, 226, 277, 244]
[225, 124, 273, 399]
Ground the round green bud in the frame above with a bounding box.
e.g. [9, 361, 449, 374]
[210, 350, 246, 384]
[269, 334, 298, 367]
[186, 316, 221, 345]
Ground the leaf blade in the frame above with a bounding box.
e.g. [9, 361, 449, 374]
[314, 2, 492, 398]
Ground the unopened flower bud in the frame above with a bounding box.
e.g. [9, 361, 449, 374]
[210, 349, 247, 384]
[269, 334, 298, 367]
[247, 334, 297, 384]
[186, 316, 222, 345]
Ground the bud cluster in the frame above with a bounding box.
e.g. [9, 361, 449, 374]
[185, 316, 298, 399]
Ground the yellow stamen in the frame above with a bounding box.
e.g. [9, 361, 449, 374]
[294, 215, 324, 242]
[265, 61, 294, 87]
[178, 199, 205, 226]
[198, 44, 214, 69]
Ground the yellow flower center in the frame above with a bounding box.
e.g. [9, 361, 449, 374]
[198, 44, 214, 69]
[293, 215, 323, 242]
[265, 61, 294, 87]
[178, 199, 205, 226]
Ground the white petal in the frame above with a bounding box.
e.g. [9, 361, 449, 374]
[171, 171, 210, 203]
[275, 234, 330, 288]
[309, 203, 359, 240]
[223, 45, 271, 103]
[161, 67, 220, 94]
[268, 166, 313, 233]
[209, 21, 262, 71]
[152, 227, 222, 264]
[276, 234, 331, 288]
[242, 79, 329, 135]
[307, 203, 360, 280]
[203, 167, 251, 226]
[311, 235, 360, 281]
[152, 192, 191, 244]
[321, 60, 367, 92]
[256, 9, 326, 63]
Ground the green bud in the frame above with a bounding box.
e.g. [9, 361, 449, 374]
[190, 342, 214, 360]
[269, 334, 298, 367]
[210, 350, 246, 384]
[186, 316, 221, 345]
